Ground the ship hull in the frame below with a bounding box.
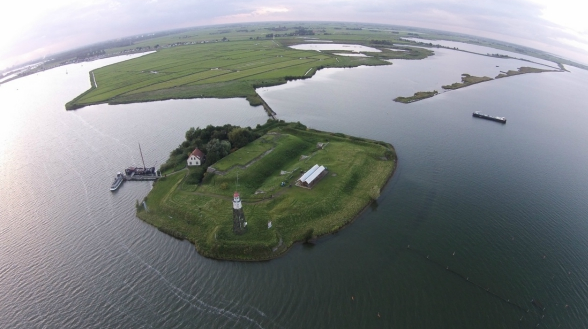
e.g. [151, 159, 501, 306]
[473, 112, 506, 123]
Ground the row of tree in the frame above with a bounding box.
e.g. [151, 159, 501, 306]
[159, 120, 301, 182]
[160, 124, 262, 174]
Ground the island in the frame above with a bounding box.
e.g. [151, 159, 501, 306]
[495, 66, 558, 78]
[442, 74, 493, 90]
[64, 26, 433, 111]
[394, 66, 562, 103]
[137, 121, 396, 261]
[393, 90, 439, 103]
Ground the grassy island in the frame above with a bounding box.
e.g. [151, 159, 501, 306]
[394, 67, 560, 104]
[495, 66, 558, 79]
[393, 90, 438, 103]
[137, 122, 396, 261]
[442, 74, 493, 90]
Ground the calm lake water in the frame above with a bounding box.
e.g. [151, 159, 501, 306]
[2, 45, 588, 328]
[401, 37, 557, 67]
[290, 44, 381, 53]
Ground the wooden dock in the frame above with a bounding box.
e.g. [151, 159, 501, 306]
[124, 173, 160, 181]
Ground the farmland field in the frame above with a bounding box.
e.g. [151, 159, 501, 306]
[65, 23, 434, 110]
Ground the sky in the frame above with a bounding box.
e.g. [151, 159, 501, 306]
[1, 0, 587, 70]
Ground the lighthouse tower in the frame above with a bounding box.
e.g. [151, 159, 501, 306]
[232, 192, 246, 234]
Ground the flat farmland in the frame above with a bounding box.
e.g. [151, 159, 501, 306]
[65, 23, 437, 110]
[66, 39, 397, 109]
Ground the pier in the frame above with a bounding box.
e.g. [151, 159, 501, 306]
[124, 172, 160, 181]
[259, 95, 277, 120]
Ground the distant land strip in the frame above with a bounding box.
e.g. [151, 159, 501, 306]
[394, 66, 561, 104]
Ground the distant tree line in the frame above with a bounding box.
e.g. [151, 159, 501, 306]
[75, 49, 106, 60]
[265, 28, 315, 38]
[371, 40, 394, 45]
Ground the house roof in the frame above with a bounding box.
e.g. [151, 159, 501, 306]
[190, 148, 205, 159]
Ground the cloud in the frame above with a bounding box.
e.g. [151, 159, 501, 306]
[1, 0, 588, 69]
[218, 6, 290, 20]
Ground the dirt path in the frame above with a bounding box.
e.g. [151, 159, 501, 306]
[189, 187, 291, 204]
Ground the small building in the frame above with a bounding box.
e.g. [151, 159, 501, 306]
[297, 164, 328, 189]
[232, 192, 246, 234]
[187, 148, 205, 166]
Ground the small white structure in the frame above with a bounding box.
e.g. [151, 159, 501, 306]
[233, 192, 242, 210]
[232, 191, 246, 234]
[187, 148, 205, 166]
[299, 164, 319, 182]
[304, 166, 326, 186]
[297, 164, 327, 188]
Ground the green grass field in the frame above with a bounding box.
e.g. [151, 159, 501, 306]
[138, 124, 396, 261]
[495, 66, 557, 79]
[211, 134, 280, 172]
[442, 74, 493, 90]
[394, 90, 439, 103]
[65, 23, 434, 110]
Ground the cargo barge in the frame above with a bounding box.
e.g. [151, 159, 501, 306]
[473, 111, 506, 123]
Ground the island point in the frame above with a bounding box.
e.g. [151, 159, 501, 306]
[138, 121, 396, 261]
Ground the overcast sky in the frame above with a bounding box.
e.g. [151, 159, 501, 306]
[1, 0, 587, 70]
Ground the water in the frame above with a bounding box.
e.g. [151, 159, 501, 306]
[401, 37, 557, 67]
[332, 53, 370, 57]
[2, 47, 588, 328]
[290, 44, 381, 53]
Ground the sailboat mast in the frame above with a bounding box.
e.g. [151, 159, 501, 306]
[139, 143, 146, 169]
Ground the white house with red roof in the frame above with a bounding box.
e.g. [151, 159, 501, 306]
[187, 148, 205, 166]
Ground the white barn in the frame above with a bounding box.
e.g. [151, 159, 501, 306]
[187, 148, 205, 166]
[297, 164, 327, 188]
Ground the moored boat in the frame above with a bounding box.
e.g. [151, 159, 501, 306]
[110, 172, 124, 191]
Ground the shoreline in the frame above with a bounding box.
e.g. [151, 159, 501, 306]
[137, 127, 397, 262]
[196, 143, 398, 262]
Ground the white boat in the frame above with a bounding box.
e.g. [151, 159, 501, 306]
[110, 172, 124, 191]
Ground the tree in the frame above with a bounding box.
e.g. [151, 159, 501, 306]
[185, 127, 197, 141]
[205, 139, 231, 165]
[228, 128, 253, 148]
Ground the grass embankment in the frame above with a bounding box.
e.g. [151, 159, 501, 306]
[442, 74, 493, 90]
[138, 124, 396, 261]
[211, 134, 275, 172]
[394, 91, 438, 103]
[495, 66, 558, 79]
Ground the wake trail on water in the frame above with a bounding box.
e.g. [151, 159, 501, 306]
[68, 114, 137, 165]
[41, 120, 173, 326]
[58, 116, 270, 328]
[79, 261, 156, 329]
[406, 246, 545, 326]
